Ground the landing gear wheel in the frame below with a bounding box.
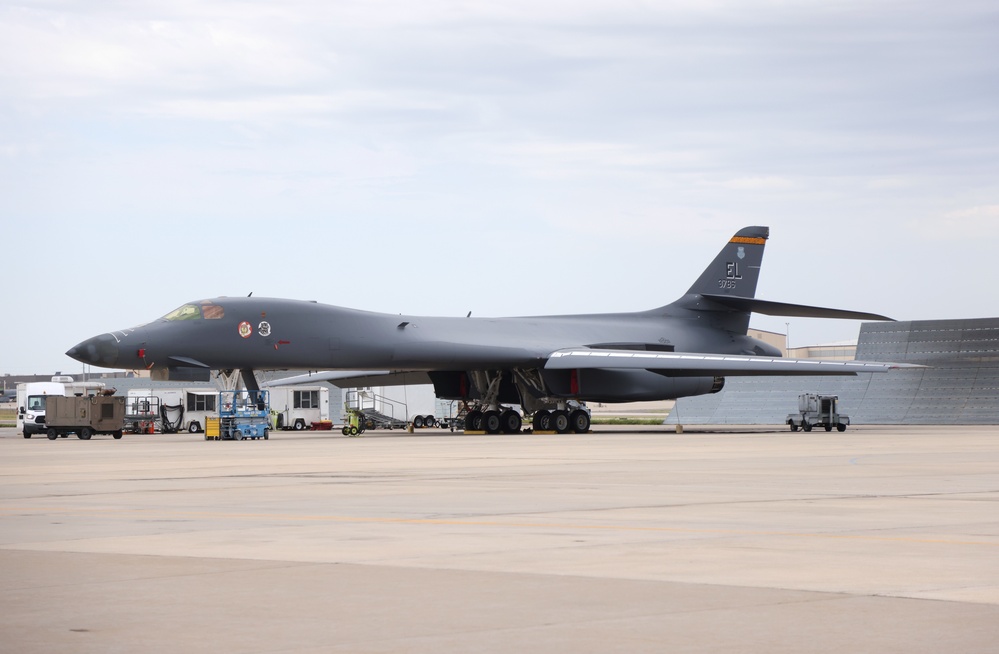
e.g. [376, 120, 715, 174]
[500, 410, 522, 434]
[569, 409, 590, 434]
[188, 422, 201, 434]
[47, 428, 58, 440]
[532, 410, 552, 431]
[483, 410, 502, 434]
[465, 410, 483, 432]
[79, 427, 93, 440]
[552, 410, 570, 434]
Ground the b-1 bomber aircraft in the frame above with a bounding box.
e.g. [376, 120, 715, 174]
[67, 226, 911, 434]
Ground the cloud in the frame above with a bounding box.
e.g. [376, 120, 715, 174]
[720, 176, 794, 190]
[932, 205, 999, 239]
[2, 0, 999, 373]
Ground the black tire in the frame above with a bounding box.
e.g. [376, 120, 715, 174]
[413, 415, 425, 429]
[552, 410, 570, 434]
[500, 410, 522, 434]
[342, 426, 350, 436]
[533, 410, 552, 431]
[802, 423, 812, 432]
[789, 421, 798, 432]
[234, 430, 243, 441]
[263, 429, 269, 440]
[837, 423, 847, 432]
[79, 427, 93, 440]
[349, 426, 359, 437]
[465, 410, 483, 431]
[113, 431, 123, 439]
[188, 422, 201, 434]
[424, 415, 437, 428]
[483, 410, 501, 434]
[569, 409, 590, 434]
[294, 420, 305, 431]
[23, 432, 31, 439]
[824, 424, 833, 432]
[47, 428, 58, 440]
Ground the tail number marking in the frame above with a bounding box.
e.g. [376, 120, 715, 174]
[719, 262, 743, 288]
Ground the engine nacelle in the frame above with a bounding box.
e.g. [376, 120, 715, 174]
[542, 368, 724, 402]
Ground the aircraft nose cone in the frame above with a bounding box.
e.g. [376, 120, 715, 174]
[66, 334, 119, 367]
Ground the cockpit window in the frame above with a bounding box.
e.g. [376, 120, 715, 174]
[202, 303, 224, 319]
[162, 301, 225, 321]
[163, 304, 201, 321]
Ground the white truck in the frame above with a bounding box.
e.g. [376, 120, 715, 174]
[268, 386, 329, 430]
[786, 393, 849, 432]
[17, 376, 106, 438]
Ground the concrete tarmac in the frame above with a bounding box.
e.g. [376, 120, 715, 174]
[1, 424, 997, 653]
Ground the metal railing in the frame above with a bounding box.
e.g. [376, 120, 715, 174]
[344, 390, 408, 426]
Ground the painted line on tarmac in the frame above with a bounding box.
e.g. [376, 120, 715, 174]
[2, 504, 997, 548]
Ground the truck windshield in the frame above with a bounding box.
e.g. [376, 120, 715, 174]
[162, 301, 224, 321]
[27, 395, 47, 411]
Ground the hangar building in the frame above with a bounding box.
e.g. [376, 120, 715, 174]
[667, 317, 999, 425]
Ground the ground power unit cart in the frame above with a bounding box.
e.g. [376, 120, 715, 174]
[44, 395, 126, 440]
[787, 393, 850, 432]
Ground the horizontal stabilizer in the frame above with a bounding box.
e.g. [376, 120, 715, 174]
[700, 294, 894, 321]
[545, 348, 921, 376]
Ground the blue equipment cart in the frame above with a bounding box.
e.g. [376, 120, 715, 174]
[219, 390, 270, 440]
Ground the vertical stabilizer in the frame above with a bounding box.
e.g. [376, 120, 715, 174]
[685, 226, 769, 299]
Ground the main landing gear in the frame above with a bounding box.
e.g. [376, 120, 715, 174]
[456, 369, 593, 435]
[463, 406, 590, 434]
[464, 408, 522, 434]
[531, 408, 590, 434]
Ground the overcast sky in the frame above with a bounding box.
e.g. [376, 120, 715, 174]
[2, 0, 998, 376]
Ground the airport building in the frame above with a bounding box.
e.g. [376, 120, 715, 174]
[667, 317, 999, 425]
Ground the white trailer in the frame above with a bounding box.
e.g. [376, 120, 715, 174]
[126, 387, 219, 434]
[182, 389, 218, 434]
[16, 376, 106, 438]
[268, 386, 329, 430]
